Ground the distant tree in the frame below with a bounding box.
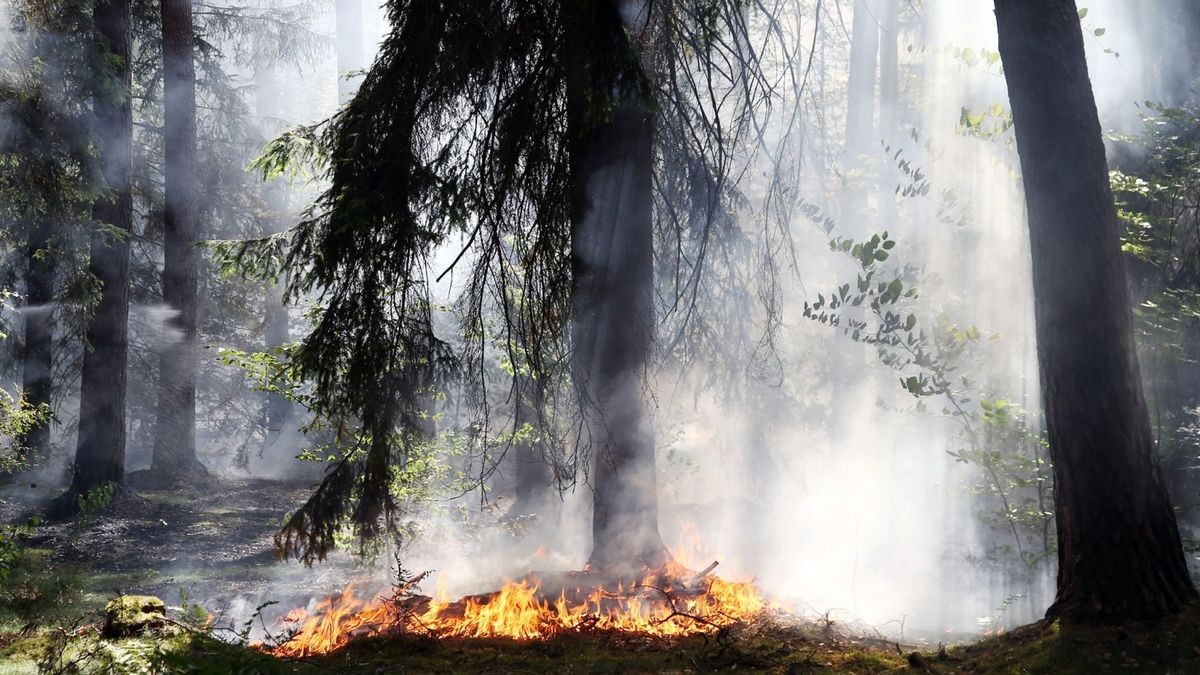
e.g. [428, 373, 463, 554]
[0, 1, 95, 467]
[68, 0, 135, 501]
[334, 0, 365, 103]
[147, 0, 208, 484]
[877, 0, 899, 220]
[844, 0, 879, 171]
[995, 0, 1198, 619]
[509, 377, 553, 517]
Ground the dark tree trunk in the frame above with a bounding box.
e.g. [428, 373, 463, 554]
[19, 215, 55, 461]
[70, 0, 134, 498]
[149, 0, 207, 483]
[334, 0, 364, 103]
[995, 0, 1198, 621]
[567, 1, 668, 575]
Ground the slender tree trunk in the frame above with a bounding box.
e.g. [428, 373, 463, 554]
[831, 0, 882, 422]
[263, 279, 290, 440]
[510, 375, 552, 517]
[149, 0, 207, 483]
[844, 0, 879, 172]
[253, 64, 295, 445]
[995, 0, 1198, 621]
[877, 0, 899, 221]
[334, 0, 365, 103]
[69, 0, 134, 499]
[567, 1, 667, 575]
[19, 215, 55, 461]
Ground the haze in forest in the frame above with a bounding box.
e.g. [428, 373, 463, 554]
[1, 0, 1199, 654]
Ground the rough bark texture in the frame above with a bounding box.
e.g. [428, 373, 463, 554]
[20, 216, 55, 461]
[995, 0, 1198, 621]
[71, 0, 134, 497]
[568, 1, 668, 575]
[149, 0, 207, 483]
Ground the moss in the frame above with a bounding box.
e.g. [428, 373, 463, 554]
[0, 635, 50, 662]
[834, 650, 909, 671]
[935, 604, 1200, 673]
[103, 595, 167, 638]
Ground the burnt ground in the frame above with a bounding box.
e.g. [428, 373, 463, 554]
[5, 482, 1200, 672]
[0, 478, 362, 632]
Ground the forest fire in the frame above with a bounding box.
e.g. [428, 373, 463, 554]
[266, 561, 768, 658]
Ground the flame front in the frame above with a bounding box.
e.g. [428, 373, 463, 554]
[268, 564, 767, 657]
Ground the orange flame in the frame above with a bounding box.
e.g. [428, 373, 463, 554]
[267, 562, 767, 657]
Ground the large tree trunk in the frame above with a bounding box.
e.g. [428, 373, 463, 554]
[69, 0, 134, 499]
[149, 0, 207, 483]
[19, 215, 55, 462]
[995, 0, 1198, 621]
[567, 1, 667, 575]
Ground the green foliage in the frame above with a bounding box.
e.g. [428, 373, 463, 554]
[797, 189, 1054, 578]
[215, 0, 798, 565]
[958, 103, 1014, 139]
[0, 387, 51, 472]
[76, 482, 116, 515]
[0, 515, 40, 583]
[1110, 101, 1200, 524]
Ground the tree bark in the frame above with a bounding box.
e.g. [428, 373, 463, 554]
[69, 0, 134, 498]
[995, 0, 1198, 621]
[149, 0, 207, 483]
[567, 0, 668, 575]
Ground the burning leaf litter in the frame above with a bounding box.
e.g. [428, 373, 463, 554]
[263, 560, 770, 657]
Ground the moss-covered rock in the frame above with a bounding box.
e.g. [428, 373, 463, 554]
[103, 595, 167, 638]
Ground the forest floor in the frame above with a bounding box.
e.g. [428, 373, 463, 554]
[2, 480, 1200, 673]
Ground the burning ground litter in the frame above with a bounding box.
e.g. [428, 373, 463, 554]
[262, 562, 768, 657]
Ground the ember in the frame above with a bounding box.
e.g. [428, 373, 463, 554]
[266, 560, 768, 657]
